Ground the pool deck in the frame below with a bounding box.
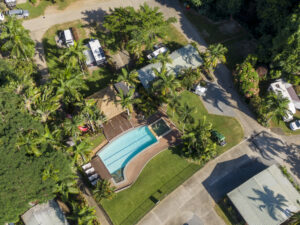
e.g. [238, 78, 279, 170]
[113, 111, 181, 191]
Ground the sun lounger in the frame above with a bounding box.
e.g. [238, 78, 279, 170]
[88, 173, 99, 181]
[91, 178, 99, 186]
[85, 167, 95, 175]
[82, 162, 92, 170]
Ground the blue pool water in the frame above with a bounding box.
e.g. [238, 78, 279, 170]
[98, 126, 157, 175]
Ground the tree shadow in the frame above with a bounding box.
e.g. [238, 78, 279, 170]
[248, 186, 289, 221]
[202, 155, 270, 201]
[81, 8, 107, 26]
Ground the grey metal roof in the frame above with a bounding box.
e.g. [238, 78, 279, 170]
[228, 164, 300, 225]
[138, 44, 203, 88]
[22, 200, 69, 225]
[114, 81, 130, 96]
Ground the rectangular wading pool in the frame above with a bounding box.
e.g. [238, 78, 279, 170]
[97, 126, 157, 182]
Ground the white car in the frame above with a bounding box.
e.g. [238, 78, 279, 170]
[289, 120, 300, 131]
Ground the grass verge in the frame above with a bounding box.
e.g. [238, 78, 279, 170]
[164, 24, 189, 51]
[167, 91, 244, 153]
[18, 0, 78, 19]
[101, 150, 201, 225]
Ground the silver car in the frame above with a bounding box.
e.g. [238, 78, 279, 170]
[289, 120, 300, 131]
[6, 9, 29, 18]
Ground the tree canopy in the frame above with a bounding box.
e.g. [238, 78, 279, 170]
[0, 90, 72, 223]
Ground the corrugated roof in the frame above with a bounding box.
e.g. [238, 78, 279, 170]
[228, 165, 300, 225]
[138, 44, 203, 88]
[22, 200, 69, 225]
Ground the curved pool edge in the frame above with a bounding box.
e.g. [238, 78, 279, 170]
[113, 129, 178, 191]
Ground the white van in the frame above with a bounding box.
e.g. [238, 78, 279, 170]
[62, 29, 74, 47]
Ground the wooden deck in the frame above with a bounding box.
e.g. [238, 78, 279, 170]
[103, 112, 133, 141]
[91, 156, 112, 180]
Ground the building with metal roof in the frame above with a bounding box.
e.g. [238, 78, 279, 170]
[138, 44, 203, 88]
[227, 164, 300, 225]
[21, 200, 68, 225]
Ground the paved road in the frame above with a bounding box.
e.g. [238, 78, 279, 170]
[23, 1, 300, 224]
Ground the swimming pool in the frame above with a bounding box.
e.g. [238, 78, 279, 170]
[97, 126, 157, 182]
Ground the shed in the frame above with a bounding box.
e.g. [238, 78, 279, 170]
[227, 164, 300, 225]
[21, 200, 69, 225]
[138, 44, 203, 88]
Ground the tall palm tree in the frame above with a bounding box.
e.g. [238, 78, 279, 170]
[16, 129, 42, 157]
[0, 17, 35, 60]
[54, 176, 79, 200]
[63, 115, 84, 139]
[150, 51, 172, 65]
[116, 88, 138, 116]
[68, 203, 97, 225]
[177, 103, 196, 133]
[116, 68, 139, 87]
[67, 140, 92, 165]
[204, 43, 228, 76]
[168, 93, 180, 117]
[265, 92, 291, 122]
[59, 40, 87, 69]
[152, 64, 181, 96]
[93, 179, 116, 202]
[51, 68, 88, 103]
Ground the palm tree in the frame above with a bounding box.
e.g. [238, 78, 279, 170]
[0, 17, 35, 60]
[42, 164, 59, 182]
[16, 129, 42, 157]
[116, 68, 139, 87]
[265, 92, 291, 123]
[93, 179, 116, 202]
[168, 93, 181, 117]
[63, 115, 84, 139]
[116, 88, 138, 116]
[204, 43, 228, 76]
[54, 176, 79, 200]
[177, 103, 196, 133]
[152, 64, 181, 96]
[67, 140, 92, 165]
[68, 203, 97, 225]
[59, 40, 87, 69]
[150, 51, 172, 65]
[51, 68, 88, 103]
[288, 211, 300, 225]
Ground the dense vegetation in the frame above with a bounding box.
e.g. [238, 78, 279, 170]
[187, 0, 299, 127]
[0, 17, 102, 224]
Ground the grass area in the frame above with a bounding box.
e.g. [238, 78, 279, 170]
[86, 132, 106, 150]
[164, 24, 189, 51]
[184, 10, 254, 70]
[215, 197, 245, 225]
[270, 111, 300, 135]
[17, 0, 78, 19]
[101, 150, 201, 225]
[168, 91, 244, 153]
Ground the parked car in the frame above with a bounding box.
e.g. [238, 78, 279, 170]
[289, 120, 300, 131]
[147, 43, 168, 60]
[58, 29, 74, 47]
[192, 83, 207, 96]
[211, 130, 226, 146]
[6, 9, 29, 18]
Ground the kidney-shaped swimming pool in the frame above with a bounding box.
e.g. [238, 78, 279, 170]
[97, 126, 157, 182]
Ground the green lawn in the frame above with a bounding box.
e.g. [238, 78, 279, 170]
[168, 91, 244, 153]
[86, 132, 106, 150]
[18, 0, 78, 19]
[270, 111, 300, 135]
[101, 150, 201, 225]
[164, 24, 189, 51]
